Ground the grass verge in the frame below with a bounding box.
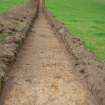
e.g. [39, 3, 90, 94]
[46, 0, 105, 63]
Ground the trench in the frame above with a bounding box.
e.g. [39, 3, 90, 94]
[0, 1, 98, 105]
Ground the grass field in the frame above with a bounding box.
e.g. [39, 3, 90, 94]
[0, 0, 26, 13]
[46, 0, 105, 63]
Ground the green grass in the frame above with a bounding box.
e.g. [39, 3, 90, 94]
[46, 0, 105, 63]
[0, 0, 26, 13]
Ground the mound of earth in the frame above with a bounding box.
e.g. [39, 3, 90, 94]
[0, 0, 38, 91]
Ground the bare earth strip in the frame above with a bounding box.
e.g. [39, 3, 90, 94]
[0, 14, 97, 105]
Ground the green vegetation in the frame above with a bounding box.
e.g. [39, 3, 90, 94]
[0, 0, 26, 13]
[46, 0, 105, 63]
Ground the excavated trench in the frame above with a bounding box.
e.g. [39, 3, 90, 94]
[0, 0, 102, 105]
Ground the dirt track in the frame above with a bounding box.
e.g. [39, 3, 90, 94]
[0, 0, 101, 104]
[0, 9, 99, 105]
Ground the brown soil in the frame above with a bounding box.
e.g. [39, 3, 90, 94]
[0, 0, 38, 90]
[0, 10, 98, 105]
[0, 0, 105, 105]
[0, 0, 37, 44]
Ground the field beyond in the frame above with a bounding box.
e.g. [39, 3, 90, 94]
[0, 0, 26, 13]
[46, 0, 105, 63]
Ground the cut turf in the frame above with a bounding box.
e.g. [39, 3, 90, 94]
[46, 0, 105, 63]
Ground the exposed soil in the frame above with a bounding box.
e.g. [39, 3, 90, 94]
[0, 0, 105, 105]
[0, 0, 38, 90]
[47, 12, 105, 105]
[0, 0, 37, 44]
[0, 10, 98, 105]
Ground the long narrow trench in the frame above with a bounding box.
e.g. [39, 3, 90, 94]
[0, 3, 97, 105]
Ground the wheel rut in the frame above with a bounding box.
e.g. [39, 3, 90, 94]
[0, 11, 97, 105]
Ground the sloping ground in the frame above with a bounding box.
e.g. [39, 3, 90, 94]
[0, 0, 38, 91]
[45, 0, 105, 63]
[47, 13, 105, 105]
[0, 13, 97, 105]
[0, 0, 105, 105]
[0, 0, 37, 43]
